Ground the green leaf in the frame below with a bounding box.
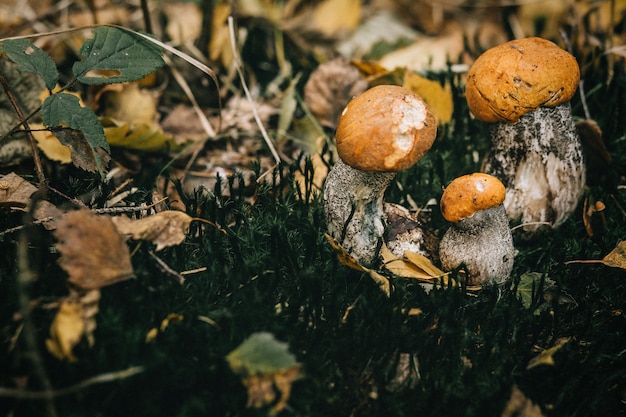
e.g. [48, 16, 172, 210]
[42, 93, 109, 175]
[516, 272, 543, 310]
[226, 332, 298, 375]
[72, 27, 164, 84]
[1, 39, 58, 90]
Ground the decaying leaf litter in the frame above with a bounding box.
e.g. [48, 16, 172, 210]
[0, 1, 625, 416]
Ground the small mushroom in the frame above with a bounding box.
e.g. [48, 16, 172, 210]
[439, 173, 515, 285]
[465, 37, 585, 237]
[323, 85, 437, 267]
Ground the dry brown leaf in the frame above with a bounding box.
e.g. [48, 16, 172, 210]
[0, 172, 39, 209]
[527, 337, 570, 370]
[565, 241, 626, 270]
[303, 57, 368, 129]
[112, 210, 193, 251]
[55, 210, 134, 290]
[325, 233, 391, 296]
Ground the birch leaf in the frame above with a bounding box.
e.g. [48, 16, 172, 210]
[112, 210, 193, 251]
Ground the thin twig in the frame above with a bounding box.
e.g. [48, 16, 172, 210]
[16, 197, 57, 416]
[0, 74, 46, 186]
[148, 250, 185, 285]
[0, 366, 144, 399]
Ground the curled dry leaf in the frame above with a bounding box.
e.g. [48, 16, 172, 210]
[46, 289, 101, 362]
[45, 297, 84, 362]
[325, 233, 391, 296]
[55, 210, 134, 290]
[304, 57, 368, 129]
[0, 171, 63, 229]
[111, 210, 193, 251]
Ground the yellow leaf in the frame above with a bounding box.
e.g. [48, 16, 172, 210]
[209, 2, 234, 67]
[403, 71, 453, 125]
[112, 211, 193, 251]
[565, 241, 626, 270]
[600, 241, 626, 269]
[46, 299, 85, 362]
[404, 250, 447, 277]
[103, 118, 178, 153]
[527, 337, 570, 370]
[381, 245, 449, 283]
[30, 123, 72, 163]
[325, 233, 367, 272]
[325, 233, 391, 296]
[312, 0, 361, 37]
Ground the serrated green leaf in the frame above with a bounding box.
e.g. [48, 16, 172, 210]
[42, 93, 109, 175]
[1, 39, 58, 90]
[72, 27, 164, 85]
[226, 332, 298, 375]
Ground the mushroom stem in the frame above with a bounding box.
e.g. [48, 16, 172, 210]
[323, 158, 395, 266]
[439, 205, 514, 285]
[482, 102, 585, 235]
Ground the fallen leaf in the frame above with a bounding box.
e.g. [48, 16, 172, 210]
[527, 337, 570, 370]
[30, 123, 72, 163]
[325, 233, 391, 296]
[226, 332, 301, 414]
[45, 298, 84, 362]
[164, 2, 202, 45]
[381, 244, 450, 284]
[103, 117, 178, 153]
[45, 289, 101, 362]
[312, 0, 361, 37]
[501, 385, 545, 417]
[402, 71, 453, 125]
[565, 241, 626, 270]
[0, 172, 40, 209]
[303, 57, 368, 129]
[516, 272, 544, 310]
[111, 210, 193, 251]
[55, 210, 134, 290]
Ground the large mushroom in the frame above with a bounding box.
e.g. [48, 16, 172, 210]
[465, 37, 585, 237]
[323, 85, 437, 267]
[439, 173, 515, 286]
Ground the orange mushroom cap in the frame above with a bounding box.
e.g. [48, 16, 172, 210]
[465, 37, 580, 124]
[440, 173, 506, 222]
[335, 85, 437, 172]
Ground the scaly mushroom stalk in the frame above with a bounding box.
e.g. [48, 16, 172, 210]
[439, 173, 515, 285]
[465, 37, 585, 238]
[323, 85, 437, 267]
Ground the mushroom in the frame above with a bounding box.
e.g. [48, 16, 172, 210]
[323, 85, 437, 267]
[439, 173, 515, 285]
[465, 37, 585, 237]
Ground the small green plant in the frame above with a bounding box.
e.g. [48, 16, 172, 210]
[0, 27, 165, 179]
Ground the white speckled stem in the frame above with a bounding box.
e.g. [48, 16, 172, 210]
[439, 205, 515, 285]
[482, 103, 585, 237]
[323, 159, 395, 267]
